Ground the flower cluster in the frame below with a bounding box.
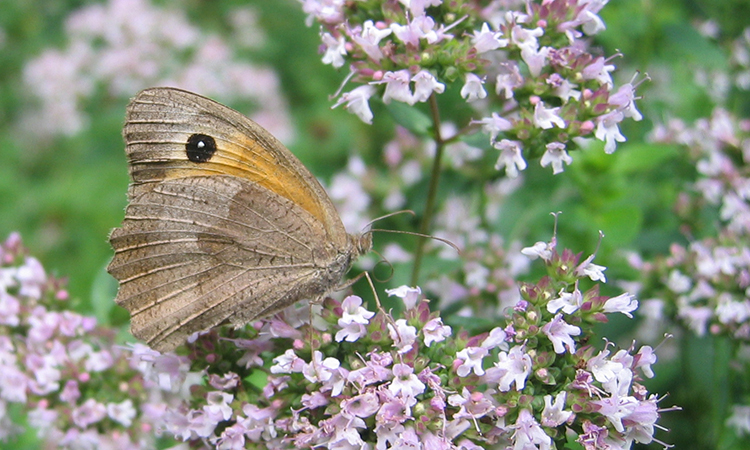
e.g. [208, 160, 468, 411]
[0, 233, 194, 448]
[634, 108, 750, 341]
[142, 233, 673, 450]
[22, 0, 291, 141]
[302, 0, 644, 175]
[692, 24, 750, 103]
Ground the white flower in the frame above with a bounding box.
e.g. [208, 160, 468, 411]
[603, 293, 639, 318]
[540, 142, 573, 174]
[533, 102, 565, 129]
[495, 346, 532, 391]
[521, 240, 554, 261]
[547, 288, 583, 314]
[541, 392, 573, 427]
[339, 295, 375, 325]
[542, 314, 581, 354]
[388, 319, 418, 354]
[460, 73, 487, 102]
[521, 45, 550, 77]
[456, 346, 488, 377]
[512, 409, 552, 450]
[378, 69, 414, 104]
[422, 317, 452, 347]
[386, 285, 422, 309]
[351, 20, 392, 61]
[321, 32, 347, 68]
[471, 23, 508, 53]
[411, 70, 445, 103]
[575, 254, 607, 282]
[494, 139, 526, 178]
[389, 363, 425, 398]
[474, 112, 512, 142]
[332, 85, 376, 124]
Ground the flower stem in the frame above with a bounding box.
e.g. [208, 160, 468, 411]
[410, 93, 444, 285]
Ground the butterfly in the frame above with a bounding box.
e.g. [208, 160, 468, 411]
[107, 87, 371, 351]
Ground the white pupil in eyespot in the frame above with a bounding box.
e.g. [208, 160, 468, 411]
[197, 141, 205, 148]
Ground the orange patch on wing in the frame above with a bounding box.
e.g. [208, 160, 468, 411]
[157, 130, 328, 225]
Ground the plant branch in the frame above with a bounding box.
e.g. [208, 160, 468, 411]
[410, 93, 445, 286]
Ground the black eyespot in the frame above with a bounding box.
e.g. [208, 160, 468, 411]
[185, 133, 217, 163]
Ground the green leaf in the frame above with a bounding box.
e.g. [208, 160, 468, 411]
[614, 142, 679, 174]
[384, 101, 432, 136]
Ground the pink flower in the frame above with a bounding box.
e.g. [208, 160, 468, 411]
[0, 292, 19, 326]
[399, 0, 443, 16]
[302, 351, 340, 383]
[342, 390, 380, 418]
[270, 348, 305, 374]
[336, 321, 368, 342]
[609, 82, 643, 120]
[204, 392, 234, 422]
[339, 295, 375, 325]
[85, 350, 114, 372]
[390, 15, 440, 46]
[634, 345, 657, 378]
[495, 62, 524, 99]
[448, 388, 493, 420]
[522, 240, 554, 261]
[481, 327, 509, 351]
[216, 422, 247, 449]
[582, 56, 615, 87]
[16, 257, 46, 299]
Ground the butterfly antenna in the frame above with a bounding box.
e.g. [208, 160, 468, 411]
[370, 248, 395, 283]
[362, 209, 416, 230]
[369, 228, 461, 255]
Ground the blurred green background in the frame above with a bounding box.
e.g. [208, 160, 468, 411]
[1, 0, 750, 448]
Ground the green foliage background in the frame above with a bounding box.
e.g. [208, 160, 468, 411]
[0, 0, 749, 448]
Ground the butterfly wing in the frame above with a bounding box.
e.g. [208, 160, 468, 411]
[122, 87, 348, 244]
[108, 175, 354, 351]
[108, 87, 355, 351]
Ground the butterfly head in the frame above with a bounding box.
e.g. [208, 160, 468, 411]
[353, 231, 373, 258]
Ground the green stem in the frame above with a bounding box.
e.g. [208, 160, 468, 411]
[410, 93, 444, 286]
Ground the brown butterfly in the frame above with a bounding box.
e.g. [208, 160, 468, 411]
[108, 87, 371, 351]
